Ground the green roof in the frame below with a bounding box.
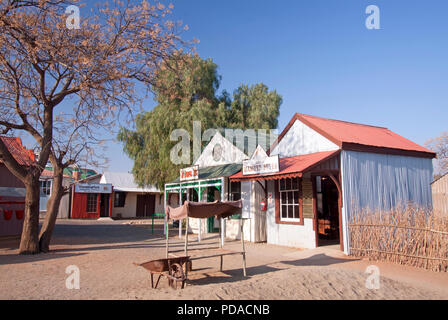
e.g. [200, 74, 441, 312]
[170, 163, 242, 184]
[45, 166, 98, 180]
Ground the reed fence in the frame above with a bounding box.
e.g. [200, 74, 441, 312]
[348, 206, 448, 272]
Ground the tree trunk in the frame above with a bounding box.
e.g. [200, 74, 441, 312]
[38, 165, 64, 253]
[19, 177, 41, 254]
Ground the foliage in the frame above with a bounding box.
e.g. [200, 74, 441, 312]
[118, 54, 282, 190]
[0, 0, 188, 253]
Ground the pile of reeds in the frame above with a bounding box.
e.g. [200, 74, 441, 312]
[348, 206, 448, 272]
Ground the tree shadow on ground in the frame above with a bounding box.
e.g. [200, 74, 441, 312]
[0, 252, 86, 265]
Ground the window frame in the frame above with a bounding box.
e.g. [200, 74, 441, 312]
[39, 180, 52, 197]
[229, 181, 241, 201]
[229, 181, 242, 219]
[114, 192, 126, 208]
[86, 193, 98, 213]
[275, 178, 303, 225]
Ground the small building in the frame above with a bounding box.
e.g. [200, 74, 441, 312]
[230, 113, 436, 254]
[39, 167, 98, 219]
[165, 130, 276, 242]
[70, 172, 162, 219]
[0, 137, 34, 237]
[432, 173, 448, 216]
[100, 172, 163, 219]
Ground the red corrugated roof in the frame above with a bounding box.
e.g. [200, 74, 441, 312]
[40, 169, 71, 179]
[0, 136, 35, 166]
[230, 150, 340, 181]
[269, 113, 436, 158]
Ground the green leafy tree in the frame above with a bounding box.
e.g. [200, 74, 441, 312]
[118, 54, 282, 190]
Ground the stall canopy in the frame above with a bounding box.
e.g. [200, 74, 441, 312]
[166, 200, 242, 220]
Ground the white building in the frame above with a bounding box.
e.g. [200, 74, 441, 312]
[432, 172, 448, 216]
[165, 130, 277, 242]
[230, 113, 435, 254]
[100, 172, 163, 219]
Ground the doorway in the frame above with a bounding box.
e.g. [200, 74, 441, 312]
[136, 194, 156, 217]
[206, 187, 220, 233]
[100, 194, 110, 217]
[315, 175, 340, 246]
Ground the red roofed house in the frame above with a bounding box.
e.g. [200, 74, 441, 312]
[230, 113, 436, 254]
[0, 136, 35, 237]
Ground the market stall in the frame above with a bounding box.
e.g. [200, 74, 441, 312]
[165, 200, 246, 279]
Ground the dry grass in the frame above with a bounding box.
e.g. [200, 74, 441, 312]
[348, 206, 448, 272]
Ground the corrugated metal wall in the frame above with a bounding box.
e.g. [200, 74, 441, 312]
[432, 174, 448, 216]
[340, 150, 434, 254]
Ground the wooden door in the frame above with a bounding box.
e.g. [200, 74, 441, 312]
[136, 194, 155, 217]
[147, 194, 155, 217]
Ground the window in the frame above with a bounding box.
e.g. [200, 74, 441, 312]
[40, 180, 52, 196]
[279, 178, 300, 222]
[229, 181, 241, 201]
[86, 193, 98, 213]
[114, 192, 126, 207]
[229, 181, 241, 219]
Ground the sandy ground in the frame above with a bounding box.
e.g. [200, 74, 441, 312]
[1, 219, 448, 300]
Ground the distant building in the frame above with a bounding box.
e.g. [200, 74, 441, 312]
[70, 172, 162, 219]
[432, 173, 448, 216]
[0, 137, 34, 237]
[100, 172, 163, 219]
[39, 166, 98, 219]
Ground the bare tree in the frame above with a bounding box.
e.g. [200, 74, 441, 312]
[0, 0, 188, 253]
[426, 132, 448, 178]
[38, 105, 109, 252]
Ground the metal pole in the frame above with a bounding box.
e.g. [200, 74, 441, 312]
[163, 189, 167, 236]
[241, 219, 247, 277]
[166, 214, 169, 259]
[219, 217, 222, 248]
[221, 177, 225, 247]
[198, 186, 203, 242]
[179, 189, 182, 239]
[184, 217, 189, 255]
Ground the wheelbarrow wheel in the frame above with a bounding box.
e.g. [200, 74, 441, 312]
[168, 263, 185, 289]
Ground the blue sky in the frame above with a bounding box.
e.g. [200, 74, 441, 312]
[25, 0, 448, 173]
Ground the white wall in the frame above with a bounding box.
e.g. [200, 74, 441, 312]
[111, 192, 163, 218]
[154, 194, 164, 214]
[265, 180, 316, 249]
[270, 120, 339, 158]
[340, 150, 434, 254]
[112, 192, 137, 218]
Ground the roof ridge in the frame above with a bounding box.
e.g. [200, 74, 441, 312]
[296, 113, 389, 130]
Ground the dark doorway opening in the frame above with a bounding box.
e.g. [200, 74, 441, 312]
[315, 175, 340, 246]
[136, 194, 156, 218]
[100, 194, 110, 217]
[206, 187, 220, 233]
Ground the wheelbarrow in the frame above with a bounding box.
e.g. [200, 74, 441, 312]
[134, 256, 190, 289]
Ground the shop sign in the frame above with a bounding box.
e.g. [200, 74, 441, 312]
[180, 165, 199, 182]
[75, 183, 112, 194]
[242, 155, 279, 176]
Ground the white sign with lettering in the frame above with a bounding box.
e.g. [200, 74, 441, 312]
[75, 183, 112, 194]
[243, 154, 279, 176]
[180, 165, 199, 182]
